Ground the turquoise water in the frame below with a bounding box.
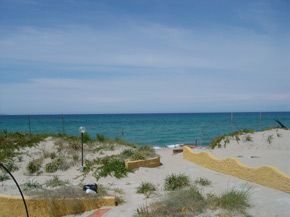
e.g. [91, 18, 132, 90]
[0, 112, 289, 147]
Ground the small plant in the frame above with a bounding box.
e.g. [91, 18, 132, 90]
[50, 152, 56, 159]
[95, 158, 128, 179]
[245, 135, 252, 142]
[120, 149, 134, 159]
[45, 156, 70, 173]
[46, 176, 69, 188]
[137, 182, 157, 198]
[164, 173, 190, 191]
[0, 173, 10, 182]
[194, 177, 212, 186]
[72, 153, 79, 165]
[3, 159, 18, 172]
[26, 159, 42, 174]
[82, 132, 91, 143]
[45, 161, 59, 173]
[217, 189, 250, 212]
[23, 180, 42, 192]
[267, 135, 273, 144]
[96, 134, 107, 142]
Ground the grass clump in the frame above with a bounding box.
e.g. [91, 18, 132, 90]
[137, 182, 157, 198]
[194, 177, 212, 186]
[210, 129, 255, 149]
[164, 173, 190, 191]
[23, 180, 42, 192]
[2, 159, 18, 172]
[95, 157, 128, 180]
[267, 135, 273, 144]
[216, 189, 250, 212]
[96, 134, 108, 142]
[135, 187, 251, 217]
[0, 173, 10, 182]
[46, 176, 69, 188]
[26, 159, 42, 174]
[0, 131, 48, 162]
[45, 156, 70, 173]
[245, 135, 253, 142]
[136, 186, 205, 217]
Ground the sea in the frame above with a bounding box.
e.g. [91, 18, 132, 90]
[0, 112, 289, 147]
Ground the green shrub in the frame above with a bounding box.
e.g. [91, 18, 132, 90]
[194, 177, 211, 186]
[46, 176, 69, 188]
[96, 134, 107, 142]
[45, 156, 70, 173]
[137, 182, 156, 198]
[245, 135, 253, 142]
[217, 189, 250, 212]
[26, 159, 42, 174]
[164, 173, 190, 191]
[3, 159, 18, 172]
[23, 180, 42, 192]
[82, 132, 91, 143]
[131, 151, 146, 160]
[0, 173, 10, 182]
[45, 161, 59, 173]
[267, 135, 273, 144]
[120, 149, 134, 159]
[95, 158, 128, 179]
[50, 152, 56, 159]
[136, 186, 205, 217]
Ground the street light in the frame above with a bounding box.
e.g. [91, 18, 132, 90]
[79, 126, 86, 171]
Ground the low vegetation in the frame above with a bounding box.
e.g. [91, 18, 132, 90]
[136, 186, 251, 217]
[94, 157, 128, 180]
[45, 176, 69, 188]
[0, 130, 48, 162]
[164, 173, 190, 191]
[267, 135, 273, 144]
[26, 158, 42, 174]
[137, 182, 157, 198]
[194, 177, 212, 186]
[0, 173, 10, 182]
[22, 180, 43, 192]
[210, 129, 255, 149]
[45, 155, 70, 173]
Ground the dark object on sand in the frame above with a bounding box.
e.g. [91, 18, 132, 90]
[83, 183, 98, 193]
[173, 145, 196, 154]
[275, 120, 288, 129]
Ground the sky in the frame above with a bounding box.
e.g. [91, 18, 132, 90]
[0, 0, 290, 114]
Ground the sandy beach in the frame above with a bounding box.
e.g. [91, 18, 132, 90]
[1, 129, 290, 217]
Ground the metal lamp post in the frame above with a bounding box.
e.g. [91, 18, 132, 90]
[79, 126, 86, 171]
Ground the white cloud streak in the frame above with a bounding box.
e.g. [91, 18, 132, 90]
[0, 23, 289, 114]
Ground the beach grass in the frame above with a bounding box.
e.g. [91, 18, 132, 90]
[164, 173, 190, 191]
[137, 182, 157, 198]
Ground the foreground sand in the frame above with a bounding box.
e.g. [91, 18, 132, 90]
[1, 129, 290, 217]
[71, 148, 289, 217]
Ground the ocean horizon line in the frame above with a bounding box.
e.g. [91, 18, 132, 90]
[1, 111, 290, 116]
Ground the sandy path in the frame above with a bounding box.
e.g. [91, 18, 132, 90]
[89, 148, 290, 217]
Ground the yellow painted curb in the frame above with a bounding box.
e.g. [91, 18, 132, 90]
[125, 156, 161, 170]
[183, 146, 290, 193]
[0, 195, 115, 217]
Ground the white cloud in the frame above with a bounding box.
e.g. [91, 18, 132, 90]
[0, 24, 289, 72]
[0, 23, 289, 114]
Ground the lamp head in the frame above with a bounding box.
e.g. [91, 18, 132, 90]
[79, 126, 86, 134]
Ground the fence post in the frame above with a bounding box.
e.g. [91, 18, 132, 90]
[28, 115, 31, 135]
[61, 114, 65, 135]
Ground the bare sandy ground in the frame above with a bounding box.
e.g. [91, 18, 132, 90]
[1, 129, 290, 217]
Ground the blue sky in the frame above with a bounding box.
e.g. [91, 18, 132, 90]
[0, 0, 289, 114]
